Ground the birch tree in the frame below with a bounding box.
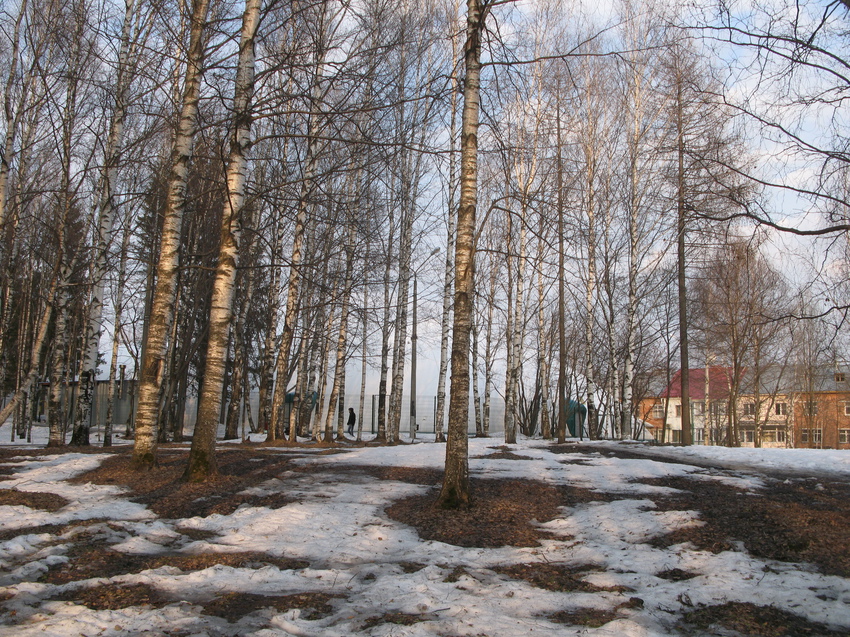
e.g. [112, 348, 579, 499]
[132, 0, 212, 469]
[438, 0, 490, 509]
[185, 0, 261, 481]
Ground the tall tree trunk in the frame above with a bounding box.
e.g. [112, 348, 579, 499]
[325, 224, 356, 441]
[376, 206, 395, 442]
[104, 223, 132, 446]
[435, 10, 461, 443]
[556, 82, 568, 443]
[537, 222, 551, 440]
[185, 0, 260, 481]
[270, 63, 325, 442]
[132, 0, 211, 469]
[676, 72, 692, 447]
[438, 0, 487, 509]
[482, 259, 496, 438]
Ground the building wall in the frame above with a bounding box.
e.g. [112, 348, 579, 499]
[792, 392, 850, 449]
[638, 395, 791, 447]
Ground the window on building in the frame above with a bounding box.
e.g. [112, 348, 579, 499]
[672, 430, 681, 443]
[743, 403, 756, 416]
[675, 404, 682, 418]
[763, 428, 787, 443]
[775, 402, 787, 416]
[813, 429, 822, 443]
[711, 401, 726, 417]
[694, 428, 704, 442]
[802, 428, 822, 444]
[801, 429, 808, 443]
[836, 372, 846, 382]
[741, 429, 754, 443]
[803, 401, 819, 417]
[840, 429, 850, 444]
[844, 403, 850, 417]
[651, 403, 664, 419]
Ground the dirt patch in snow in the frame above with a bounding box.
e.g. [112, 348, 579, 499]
[362, 612, 427, 629]
[680, 601, 847, 636]
[386, 478, 585, 548]
[53, 582, 171, 610]
[0, 489, 69, 511]
[494, 562, 626, 593]
[42, 547, 308, 585]
[642, 475, 850, 577]
[72, 448, 294, 518]
[201, 591, 339, 622]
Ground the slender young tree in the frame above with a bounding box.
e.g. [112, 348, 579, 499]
[438, 0, 489, 509]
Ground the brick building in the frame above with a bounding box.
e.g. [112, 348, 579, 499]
[638, 365, 850, 449]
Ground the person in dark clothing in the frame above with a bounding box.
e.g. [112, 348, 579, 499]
[347, 408, 356, 436]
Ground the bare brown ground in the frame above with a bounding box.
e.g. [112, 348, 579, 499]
[0, 489, 68, 511]
[53, 582, 171, 610]
[681, 601, 848, 637]
[493, 562, 628, 593]
[70, 447, 295, 518]
[642, 475, 850, 578]
[385, 478, 611, 547]
[43, 546, 308, 585]
[201, 591, 339, 622]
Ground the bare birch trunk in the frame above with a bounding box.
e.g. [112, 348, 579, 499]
[104, 225, 131, 447]
[556, 82, 567, 443]
[471, 308, 482, 436]
[325, 224, 356, 441]
[186, 0, 260, 481]
[435, 11, 461, 443]
[0, 275, 57, 429]
[583, 140, 598, 440]
[438, 0, 487, 509]
[676, 70, 692, 446]
[132, 0, 211, 469]
[503, 204, 516, 443]
[482, 261, 496, 438]
[537, 222, 551, 439]
[376, 208, 394, 442]
[77, 0, 141, 439]
[270, 67, 324, 441]
[388, 200, 412, 443]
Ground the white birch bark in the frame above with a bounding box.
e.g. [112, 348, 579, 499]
[80, 0, 141, 386]
[325, 224, 356, 440]
[186, 0, 260, 480]
[270, 61, 325, 441]
[434, 2, 462, 443]
[439, 0, 488, 508]
[132, 0, 211, 468]
[104, 222, 132, 446]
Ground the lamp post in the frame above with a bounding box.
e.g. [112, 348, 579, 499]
[410, 247, 440, 440]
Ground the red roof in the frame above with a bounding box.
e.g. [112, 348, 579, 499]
[661, 366, 735, 400]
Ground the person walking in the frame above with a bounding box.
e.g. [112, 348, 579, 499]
[347, 407, 356, 436]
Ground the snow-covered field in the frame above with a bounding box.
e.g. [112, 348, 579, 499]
[1, 435, 849, 636]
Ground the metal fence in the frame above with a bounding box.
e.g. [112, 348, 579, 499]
[21, 382, 506, 438]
